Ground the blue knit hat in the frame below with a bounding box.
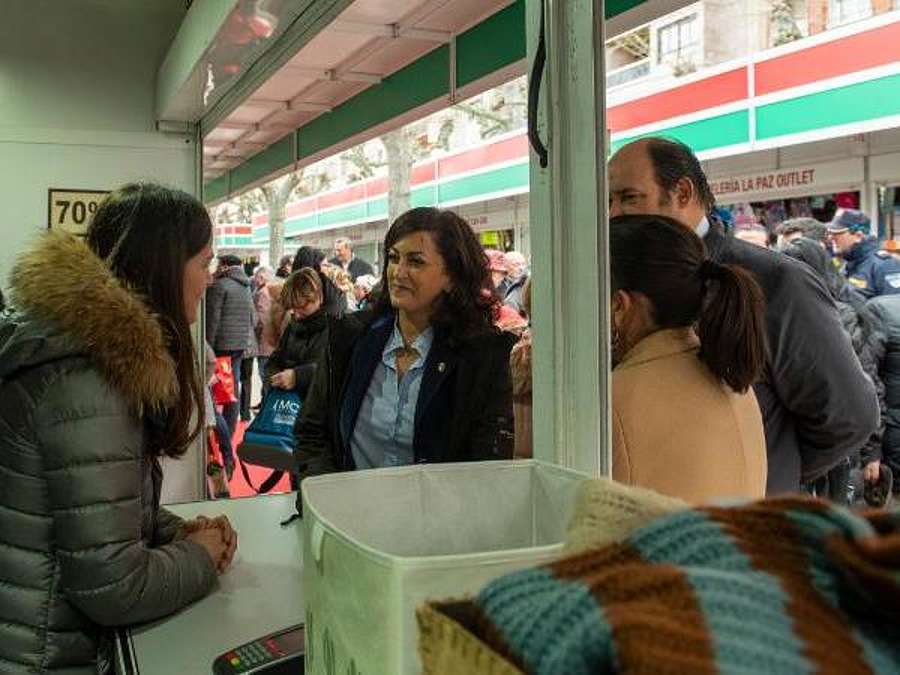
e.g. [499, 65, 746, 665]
[828, 209, 870, 234]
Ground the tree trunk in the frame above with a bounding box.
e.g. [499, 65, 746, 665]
[265, 174, 301, 267]
[382, 128, 412, 224]
[268, 198, 286, 269]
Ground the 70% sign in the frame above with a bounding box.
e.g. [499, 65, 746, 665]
[48, 189, 110, 235]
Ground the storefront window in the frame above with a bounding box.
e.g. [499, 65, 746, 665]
[723, 191, 858, 240]
[479, 229, 515, 252]
[657, 14, 700, 69]
[828, 0, 872, 27]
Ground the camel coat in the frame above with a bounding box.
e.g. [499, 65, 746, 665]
[612, 328, 767, 504]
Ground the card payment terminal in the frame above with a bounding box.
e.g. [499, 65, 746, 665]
[212, 624, 304, 674]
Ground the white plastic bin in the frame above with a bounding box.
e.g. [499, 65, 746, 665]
[301, 460, 587, 675]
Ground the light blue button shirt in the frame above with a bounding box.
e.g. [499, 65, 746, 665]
[350, 322, 434, 469]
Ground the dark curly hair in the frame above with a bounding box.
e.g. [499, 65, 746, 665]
[371, 207, 497, 341]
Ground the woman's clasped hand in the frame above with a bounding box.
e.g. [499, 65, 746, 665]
[177, 515, 239, 574]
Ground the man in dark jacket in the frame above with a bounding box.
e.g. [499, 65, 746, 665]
[206, 254, 254, 434]
[330, 237, 374, 282]
[827, 209, 900, 299]
[783, 237, 887, 504]
[609, 138, 879, 494]
[865, 294, 900, 500]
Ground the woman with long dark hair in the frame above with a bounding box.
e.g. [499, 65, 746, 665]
[0, 183, 237, 673]
[293, 207, 515, 476]
[609, 214, 768, 502]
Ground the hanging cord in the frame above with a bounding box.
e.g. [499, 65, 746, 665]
[527, 0, 549, 168]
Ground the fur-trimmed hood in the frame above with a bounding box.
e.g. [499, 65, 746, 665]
[0, 231, 178, 410]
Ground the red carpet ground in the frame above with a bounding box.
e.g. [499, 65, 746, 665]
[208, 420, 292, 499]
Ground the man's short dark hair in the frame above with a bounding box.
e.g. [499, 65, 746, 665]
[218, 254, 242, 267]
[779, 217, 828, 244]
[645, 137, 716, 213]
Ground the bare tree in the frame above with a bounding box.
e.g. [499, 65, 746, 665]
[454, 79, 527, 139]
[341, 144, 384, 181]
[770, 0, 802, 46]
[382, 128, 413, 225]
[258, 169, 331, 265]
[378, 79, 526, 226]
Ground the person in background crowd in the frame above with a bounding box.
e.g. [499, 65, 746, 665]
[0, 183, 236, 673]
[250, 265, 275, 295]
[276, 253, 293, 278]
[510, 279, 533, 459]
[609, 214, 768, 503]
[251, 265, 277, 379]
[735, 225, 770, 249]
[865, 293, 900, 505]
[321, 260, 356, 310]
[292, 245, 347, 317]
[206, 253, 254, 436]
[205, 342, 234, 493]
[712, 205, 734, 234]
[265, 268, 329, 398]
[500, 251, 529, 315]
[777, 217, 828, 248]
[0, 287, 5, 311]
[485, 249, 508, 292]
[609, 137, 878, 495]
[239, 295, 260, 422]
[353, 274, 379, 311]
[883, 239, 900, 264]
[294, 207, 516, 478]
[783, 237, 886, 505]
[828, 209, 900, 298]
[330, 236, 374, 282]
[486, 250, 527, 333]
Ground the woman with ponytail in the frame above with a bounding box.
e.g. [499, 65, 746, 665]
[609, 214, 768, 502]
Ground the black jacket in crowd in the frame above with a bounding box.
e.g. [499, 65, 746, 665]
[264, 310, 329, 399]
[293, 309, 516, 477]
[782, 237, 886, 467]
[329, 255, 375, 282]
[205, 266, 254, 352]
[865, 294, 900, 483]
[320, 273, 349, 318]
[705, 219, 879, 493]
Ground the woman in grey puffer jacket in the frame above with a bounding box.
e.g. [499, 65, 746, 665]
[0, 184, 237, 673]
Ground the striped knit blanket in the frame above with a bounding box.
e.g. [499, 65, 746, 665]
[471, 497, 900, 674]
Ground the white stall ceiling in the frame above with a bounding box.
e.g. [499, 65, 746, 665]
[202, 0, 513, 182]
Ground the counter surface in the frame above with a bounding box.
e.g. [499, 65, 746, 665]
[122, 493, 304, 674]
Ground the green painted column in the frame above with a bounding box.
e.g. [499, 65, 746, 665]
[528, 0, 611, 475]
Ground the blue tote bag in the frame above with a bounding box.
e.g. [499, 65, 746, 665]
[237, 388, 302, 492]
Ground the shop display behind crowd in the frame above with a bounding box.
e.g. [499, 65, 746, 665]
[1, 137, 899, 672]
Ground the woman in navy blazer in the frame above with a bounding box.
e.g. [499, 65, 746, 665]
[293, 207, 516, 477]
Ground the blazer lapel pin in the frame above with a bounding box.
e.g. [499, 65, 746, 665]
[437, 362, 446, 373]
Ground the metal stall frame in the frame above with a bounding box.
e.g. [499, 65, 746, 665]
[193, 0, 691, 476]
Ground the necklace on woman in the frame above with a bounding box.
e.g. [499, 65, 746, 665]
[398, 326, 420, 354]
